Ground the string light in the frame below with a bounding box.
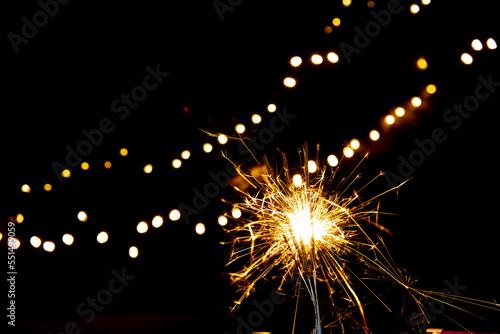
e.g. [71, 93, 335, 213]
[395, 107, 405, 117]
[471, 39, 483, 51]
[385, 115, 395, 125]
[343, 147, 354, 158]
[120, 148, 129, 156]
[195, 222, 206, 235]
[369, 130, 380, 141]
[203, 143, 213, 153]
[290, 56, 302, 67]
[486, 38, 497, 49]
[21, 184, 30, 193]
[62, 169, 71, 178]
[284, 77, 297, 88]
[410, 4, 420, 14]
[308, 160, 317, 173]
[235, 124, 246, 134]
[327, 52, 339, 63]
[152, 215, 164, 228]
[77, 211, 88, 222]
[461, 53, 473, 65]
[218, 134, 228, 145]
[411, 97, 422, 107]
[327, 154, 339, 167]
[267, 103, 277, 113]
[96, 231, 109, 244]
[172, 159, 182, 168]
[43, 241, 55, 252]
[332, 18, 341, 27]
[30, 236, 42, 248]
[62, 234, 74, 246]
[136, 221, 148, 234]
[44, 183, 52, 191]
[169, 209, 181, 221]
[143, 164, 153, 173]
[251, 114, 262, 124]
[218, 215, 228, 226]
[104, 161, 112, 169]
[181, 150, 191, 159]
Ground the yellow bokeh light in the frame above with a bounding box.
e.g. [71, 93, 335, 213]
[421, 0, 431, 4]
[43, 241, 55, 252]
[350, 139, 360, 150]
[62, 234, 74, 246]
[332, 18, 341, 27]
[251, 114, 262, 124]
[181, 150, 191, 159]
[62, 169, 71, 178]
[104, 161, 112, 169]
[327, 52, 339, 63]
[143, 164, 153, 174]
[461, 53, 473, 65]
[369, 130, 380, 141]
[218, 134, 228, 145]
[218, 215, 228, 226]
[10, 237, 21, 250]
[308, 160, 317, 173]
[136, 221, 148, 234]
[343, 147, 354, 158]
[172, 159, 182, 168]
[129, 246, 139, 258]
[235, 124, 246, 134]
[385, 115, 395, 125]
[16, 213, 24, 223]
[410, 4, 420, 13]
[267, 103, 277, 113]
[327, 154, 338, 167]
[0, 233, 2, 241]
[416, 57, 428, 70]
[471, 39, 483, 51]
[30, 236, 42, 248]
[343, 0, 351, 7]
[311, 54, 323, 65]
[169, 209, 181, 221]
[426, 84, 437, 94]
[284, 77, 296, 88]
[293, 174, 303, 187]
[21, 184, 31, 193]
[290, 56, 302, 67]
[411, 96, 422, 107]
[120, 148, 128, 156]
[486, 38, 497, 50]
[77, 211, 88, 222]
[44, 183, 52, 191]
[195, 222, 206, 235]
[81, 162, 89, 170]
[395, 107, 405, 117]
[203, 143, 213, 153]
[232, 207, 242, 219]
[152, 215, 164, 228]
[97, 231, 109, 244]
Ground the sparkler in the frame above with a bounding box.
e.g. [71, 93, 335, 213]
[221, 142, 500, 333]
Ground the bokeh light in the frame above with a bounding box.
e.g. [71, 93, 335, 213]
[16, 213, 24, 223]
[385, 115, 395, 125]
[369, 130, 380, 141]
[120, 148, 128, 156]
[327, 52, 339, 63]
[43, 241, 55, 252]
[181, 150, 191, 159]
[416, 57, 428, 70]
[410, 4, 420, 14]
[152, 215, 164, 228]
[395, 107, 405, 117]
[231, 207, 242, 219]
[267, 103, 277, 113]
[62, 169, 71, 178]
[426, 84, 437, 94]
[486, 38, 497, 49]
[203, 143, 213, 153]
[251, 114, 262, 124]
[129, 246, 139, 258]
[77, 211, 88, 222]
[62, 234, 74, 246]
[411, 97, 422, 107]
[290, 56, 302, 67]
[104, 161, 112, 169]
[471, 39, 483, 51]
[461, 53, 473, 65]
[21, 184, 30, 193]
[327, 154, 338, 167]
[169, 209, 181, 221]
[97, 231, 109, 244]
[235, 124, 246, 134]
[137, 221, 148, 234]
[218, 215, 228, 226]
[343, 147, 354, 158]
[284, 77, 296, 88]
[81, 162, 89, 170]
[195, 222, 206, 235]
[30, 236, 42, 248]
[311, 54, 323, 64]
[293, 174, 303, 187]
[350, 139, 360, 150]
[218, 134, 228, 145]
[308, 160, 317, 173]
[332, 18, 341, 27]
[172, 159, 182, 168]
[44, 183, 52, 191]
[143, 164, 153, 174]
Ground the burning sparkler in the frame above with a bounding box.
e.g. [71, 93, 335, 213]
[220, 142, 500, 333]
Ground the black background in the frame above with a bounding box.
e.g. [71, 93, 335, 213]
[2, 0, 500, 333]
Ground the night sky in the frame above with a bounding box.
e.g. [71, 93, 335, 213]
[3, 1, 500, 333]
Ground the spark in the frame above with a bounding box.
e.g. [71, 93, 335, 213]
[221, 143, 499, 333]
